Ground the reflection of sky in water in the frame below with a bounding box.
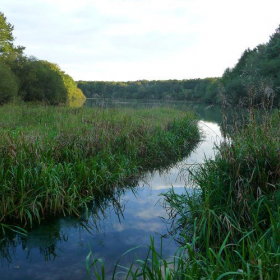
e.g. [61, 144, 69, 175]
[0, 121, 221, 280]
[143, 121, 222, 190]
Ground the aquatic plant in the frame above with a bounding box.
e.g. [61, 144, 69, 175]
[0, 104, 199, 229]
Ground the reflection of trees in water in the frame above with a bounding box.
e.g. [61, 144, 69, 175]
[86, 99, 224, 124]
[187, 103, 223, 125]
[0, 236, 18, 264]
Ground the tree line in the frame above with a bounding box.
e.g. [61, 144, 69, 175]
[221, 25, 280, 106]
[78, 25, 280, 106]
[1, 10, 279, 106]
[0, 12, 85, 105]
[77, 78, 220, 103]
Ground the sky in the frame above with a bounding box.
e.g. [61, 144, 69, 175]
[1, 0, 280, 81]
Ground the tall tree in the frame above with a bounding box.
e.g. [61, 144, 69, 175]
[0, 12, 24, 60]
[11, 57, 68, 104]
[0, 12, 14, 57]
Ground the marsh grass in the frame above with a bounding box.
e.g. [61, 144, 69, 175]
[0, 104, 199, 229]
[157, 100, 280, 278]
[87, 88, 280, 279]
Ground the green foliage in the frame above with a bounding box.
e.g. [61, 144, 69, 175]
[0, 12, 14, 58]
[63, 74, 86, 106]
[222, 25, 280, 105]
[6, 55, 86, 105]
[0, 11, 85, 106]
[0, 12, 24, 60]
[0, 63, 18, 104]
[77, 78, 221, 103]
[203, 78, 220, 103]
[0, 105, 199, 227]
[10, 57, 68, 104]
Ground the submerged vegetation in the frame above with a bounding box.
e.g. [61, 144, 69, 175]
[0, 105, 199, 229]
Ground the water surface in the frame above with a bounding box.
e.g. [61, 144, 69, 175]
[0, 102, 222, 279]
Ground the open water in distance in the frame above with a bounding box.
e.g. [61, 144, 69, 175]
[0, 101, 222, 279]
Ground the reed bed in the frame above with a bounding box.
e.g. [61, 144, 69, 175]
[0, 104, 199, 229]
[87, 109, 280, 279]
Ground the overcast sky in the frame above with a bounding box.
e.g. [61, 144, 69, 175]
[2, 0, 280, 81]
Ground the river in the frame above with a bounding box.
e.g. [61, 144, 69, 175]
[0, 101, 222, 279]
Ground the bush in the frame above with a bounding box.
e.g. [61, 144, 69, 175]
[0, 63, 18, 104]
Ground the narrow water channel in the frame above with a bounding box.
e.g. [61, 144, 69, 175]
[0, 104, 222, 279]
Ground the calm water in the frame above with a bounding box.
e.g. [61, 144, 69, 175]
[0, 101, 222, 279]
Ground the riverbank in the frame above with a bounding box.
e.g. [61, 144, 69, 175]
[0, 105, 199, 230]
[87, 109, 280, 279]
[178, 110, 280, 279]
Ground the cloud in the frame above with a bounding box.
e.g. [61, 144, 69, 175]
[1, 0, 280, 80]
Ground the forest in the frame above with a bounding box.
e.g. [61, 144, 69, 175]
[78, 25, 280, 107]
[77, 78, 220, 103]
[0, 12, 86, 106]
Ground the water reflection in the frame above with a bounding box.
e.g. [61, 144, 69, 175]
[0, 166, 194, 279]
[145, 120, 222, 191]
[85, 99, 223, 124]
[0, 102, 223, 279]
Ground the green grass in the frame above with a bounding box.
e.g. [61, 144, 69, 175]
[0, 104, 199, 229]
[87, 109, 280, 279]
[160, 110, 280, 279]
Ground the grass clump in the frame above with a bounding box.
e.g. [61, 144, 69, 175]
[188, 111, 280, 241]
[0, 104, 199, 228]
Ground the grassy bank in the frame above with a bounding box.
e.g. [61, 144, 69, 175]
[0, 105, 199, 229]
[87, 110, 280, 279]
[173, 110, 280, 279]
